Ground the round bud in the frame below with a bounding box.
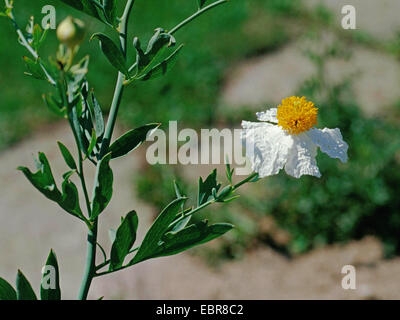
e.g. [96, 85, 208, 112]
[56, 16, 85, 48]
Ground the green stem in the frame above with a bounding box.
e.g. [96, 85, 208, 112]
[77, 220, 98, 299]
[77, 0, 136, 300]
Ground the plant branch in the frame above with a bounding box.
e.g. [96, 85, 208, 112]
[94, 172, 259, 276]
[77, 0, 136, 300]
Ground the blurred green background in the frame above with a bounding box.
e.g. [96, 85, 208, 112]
[1, 0, 400, 263]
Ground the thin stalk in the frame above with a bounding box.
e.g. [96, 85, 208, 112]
[77, 0, 136, 300]
[100, 0, 135, 156]
[169, 0, 228, 35]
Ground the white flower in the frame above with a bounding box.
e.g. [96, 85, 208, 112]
[241, 96, 348, 178]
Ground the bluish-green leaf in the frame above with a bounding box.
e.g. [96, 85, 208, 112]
[40, 249, 61, 300]
[132, 29, 176, 79]
[86, 129, 97, 158]
[130, 197, 187, 264]
[138, 45, 183, 81]
[0, 278, 17, 300]
[18, 153, 83, 220]
[91, 153, 113, 220]
[90, 92, 104, 138]
[60, 174, 83, 218]
[91, 33, 130, 76]
[110, 211, 139, 270]
[18, 152, 62, 203]
[198, 169, 221, 206]
[156, 221, 233, 257]
[57, 141, 77, 170]
[16, 270, 37, 300]
[109, 123, 161, 159]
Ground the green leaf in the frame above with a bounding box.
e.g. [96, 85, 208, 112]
[18, 152, 62, 203]
[110, 211, 139, 270]
[16, 270, 37, 300]
[132, 29, 177, 79]
[86, 129, 97, 158]
[130, 197, 187, 264]
[173, 180, 184, 198]
[156, 221, 233, 257]
[60, 0, 104, 23]
[138, 45, 183, 81]
[32, 24, 42, 51]
[103, 0, 118, 27]
[70, 103, 87, 153]
[40, 249, 61, 300]
[43, 94, 66, 117]
[109, 123, 161, 159]
[90, 91, 104, 138]
[18, 153, 83, 220]
[198, 169, 221, 206]
[91, 33, 130, 76]
[91, 153, 113, 220]
[169, 214, 191, 234]
[145, 28, 176, 59]
[60, 174, 83, 218]
[23, 56, 47, 80]
[0, 278, 17, 300]
[225, 157, 234, 184]
[57, 142, 77, 170]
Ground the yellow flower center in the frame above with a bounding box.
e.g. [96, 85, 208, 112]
[276, 96, 318, 135]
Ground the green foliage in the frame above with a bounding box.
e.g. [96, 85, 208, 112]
[157, 221, 234, 258]
[109, 123, 161, 159]
[131, 198, 187, 264]
[16, 270, 37, 300]
[110, 211, 138, 270]
[91, 153, 113, 220]
[23, 56, 47, 80]
[40, 250, 61, 300]
[18, 152, 84, 220]
[0, 278, 17, 300]
[91, 33, 130, 77]
[198, 169, 221, 206]
[57, 141, 77, 169]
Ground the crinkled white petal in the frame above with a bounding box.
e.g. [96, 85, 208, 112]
[307, 128, 348, 163]
[256, 108, 278, 123]
[284, 134, 321, 178]
[241, 121, 293, 177]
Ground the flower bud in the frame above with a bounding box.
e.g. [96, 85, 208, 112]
[56, 16, 85, 48]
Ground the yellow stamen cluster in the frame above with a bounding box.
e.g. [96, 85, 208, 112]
[276, 96, 318, 135]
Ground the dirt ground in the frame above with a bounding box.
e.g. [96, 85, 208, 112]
[0, 123, 400, 300]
